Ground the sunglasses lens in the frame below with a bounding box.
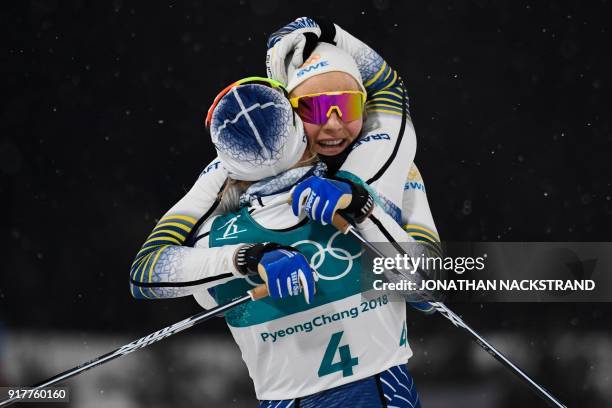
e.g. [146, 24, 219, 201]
[296, 93, 364, 124]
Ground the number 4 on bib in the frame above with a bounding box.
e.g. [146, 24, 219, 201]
[399, 321, 407, 347]
[318, 331, 359, 378]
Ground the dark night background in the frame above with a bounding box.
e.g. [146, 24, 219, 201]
[1, 1, 611, 407]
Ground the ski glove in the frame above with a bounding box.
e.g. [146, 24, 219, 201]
[409, 301, 436, 315]
[235, 243, 317, 304]
[292, 176, 374, 226]
[266, 17, 336, 84]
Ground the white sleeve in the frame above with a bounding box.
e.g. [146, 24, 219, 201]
[166, 157, 231, 221]
[331, 23, 416, 216]
[129, 158, 245, 300]
[190, 217, 235, 310]
[401, 163, 441, 246]
[357, 204, 413, 244]
[338, 116, 417, 217]
[353, 203, 417, 264]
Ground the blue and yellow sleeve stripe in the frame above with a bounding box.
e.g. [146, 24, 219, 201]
[403, 224, 443, 258]
[364, 61, 398, 93]
[129, 214, 197, 299]
[404, 224, 441, 314]
[364, 61, 406, 116]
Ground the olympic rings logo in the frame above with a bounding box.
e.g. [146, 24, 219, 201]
[291, 231, 363, 281]
[243, 230, 363, 287]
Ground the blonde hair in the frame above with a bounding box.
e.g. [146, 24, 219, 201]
[218, 152, 320, 211]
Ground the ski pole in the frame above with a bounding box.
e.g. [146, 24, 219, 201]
[0, 285, 268, 407]
[330, 213, 567, 408]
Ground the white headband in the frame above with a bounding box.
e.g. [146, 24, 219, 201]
[286, 42, 366, 94]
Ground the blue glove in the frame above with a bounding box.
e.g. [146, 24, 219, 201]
[292, 176, 353, 226]
[409, 301, 436, 315]
[258, 248, 317, 304]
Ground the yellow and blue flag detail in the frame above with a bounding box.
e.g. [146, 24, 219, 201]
[129, 214, 197, 299]
[403, 224, 443, 259]
[364, 61, 406, 117]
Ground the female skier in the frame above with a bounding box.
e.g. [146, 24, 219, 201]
[130, 79, 438, 406]
[267, 17, 421, 228]
[130, 20, 440, 304]
[130, 19, 440, 407]
[133, 80, 423, 406]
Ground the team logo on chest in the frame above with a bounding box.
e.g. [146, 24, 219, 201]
[217, 215, 247, 240]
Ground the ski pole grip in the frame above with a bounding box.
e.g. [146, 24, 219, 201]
[248, 284, 269, 301]
[332, 212, 351, 234]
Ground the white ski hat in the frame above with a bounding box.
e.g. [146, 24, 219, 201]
[209, 83, 307, 181]
[286, 42, 366, 94]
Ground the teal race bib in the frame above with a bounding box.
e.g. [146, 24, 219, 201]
[209, 208, 364, 327]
